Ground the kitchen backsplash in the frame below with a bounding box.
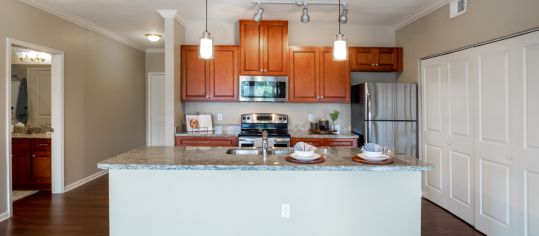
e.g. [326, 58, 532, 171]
[183, 102, 351, 132]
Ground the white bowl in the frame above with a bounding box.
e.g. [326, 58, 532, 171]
[294, 150, 315, 157]
[363, 151, 383, 158]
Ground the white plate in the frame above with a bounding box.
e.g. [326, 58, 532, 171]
[357, 153, 390, 162]
[290, 153, 321, 161]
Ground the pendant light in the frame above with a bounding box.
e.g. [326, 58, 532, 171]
[199, 0, 214, 59]
[332, 0, 348, 61]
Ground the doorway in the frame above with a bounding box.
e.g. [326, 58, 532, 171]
[4, 38, 64, 218]
[146, 72, 166, 146]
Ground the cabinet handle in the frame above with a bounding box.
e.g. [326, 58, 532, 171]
[38, 143, 49, 146]
[32, 154, 36, 158]
[320, 96, 324, 99]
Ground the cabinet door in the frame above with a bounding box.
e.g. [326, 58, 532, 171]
[288, 47, 319, 102]
[261, 21, 288, 75]
[319, 48, 350, 102]
[209, 46, 238, 101]
[30, 139, 51, 185]
[12, 139, 31, 188]
[374, 48, 401, 72]
[350, 47, 374, 71]
[290, 138, 324, 147]
[325, 139, 357, 147]
[181, 45, 209, 100]
[175, 136, 238, 147]
[239, 20, 263, 75]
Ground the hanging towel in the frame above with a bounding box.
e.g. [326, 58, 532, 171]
[16, 78, 28, 124]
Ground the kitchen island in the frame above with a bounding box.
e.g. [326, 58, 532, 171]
[98, 147, 431, 236]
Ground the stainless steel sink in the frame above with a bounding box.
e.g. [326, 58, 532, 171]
[226, 148, 293, 156]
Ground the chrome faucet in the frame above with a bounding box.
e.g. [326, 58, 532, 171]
[261, 130, 269, 159]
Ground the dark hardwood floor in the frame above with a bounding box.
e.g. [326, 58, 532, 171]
[0, 175, 483, 236]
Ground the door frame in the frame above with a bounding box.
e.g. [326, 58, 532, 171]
[146, 72, 166, 146]
[4, 38, 65, 218]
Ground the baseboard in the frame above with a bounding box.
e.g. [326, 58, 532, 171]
[64, 170, 108, 193]
[0, 211, 10, 222]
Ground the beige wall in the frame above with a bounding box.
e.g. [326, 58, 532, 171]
[396, 0, 539, 82]
[145, 52, 165, 73]
[185, 21, 396, 46]
[0, 0, 146, 215]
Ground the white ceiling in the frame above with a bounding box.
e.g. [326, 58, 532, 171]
[24, 0, 438, 50]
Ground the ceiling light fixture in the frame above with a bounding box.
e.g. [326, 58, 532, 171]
[253, 3, 264, 22]
[339, 5, 348, 24]
[332, 0, 348, 61]
[15, 50, 51, 63]
[199, 0, 214, 59]
[300, 3, 310, 23]
[145, 33, 162, 42]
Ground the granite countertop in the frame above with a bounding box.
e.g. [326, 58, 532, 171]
[288, 130, 359, 139]
[98, 146, 431, 172]
[11, 133, 52, 139]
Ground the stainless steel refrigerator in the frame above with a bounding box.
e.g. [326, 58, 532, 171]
[351, 82, 418, 158]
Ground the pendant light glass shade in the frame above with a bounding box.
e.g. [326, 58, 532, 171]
[332, 33, 348, 61]
[199, 31, 214, 59]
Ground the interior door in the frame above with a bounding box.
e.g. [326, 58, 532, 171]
[27, 68, 51, 125]
[445, 51, 476, 225]
[148, 73, 166, 146]
[288, 47, 319, 102]
[474, 39, 519, 236]
[421, 57, 449, 207]
[516, 32, 539, 236]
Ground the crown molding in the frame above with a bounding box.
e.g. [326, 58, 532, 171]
[17, 0, 144, 51]
[146, 48, 165, 53]
[393, 0, 449, 31]
[158, 10, 178, 19]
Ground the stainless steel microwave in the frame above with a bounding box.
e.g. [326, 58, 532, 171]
[239, 76, 288, 102]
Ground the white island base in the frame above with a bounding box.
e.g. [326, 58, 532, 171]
[109, 169, 422, 236]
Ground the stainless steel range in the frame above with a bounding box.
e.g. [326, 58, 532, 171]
[238, 113, 290, 148]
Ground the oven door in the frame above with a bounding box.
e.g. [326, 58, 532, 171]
[239, 76, 287, 102]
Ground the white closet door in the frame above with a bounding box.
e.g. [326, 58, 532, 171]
[421, 57, 449, 207]
[518, 32, 539, 236]
[445, 51, 476, 225]
[474, 38, 519, 236]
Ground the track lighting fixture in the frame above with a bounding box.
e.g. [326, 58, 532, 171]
[339, 7, 348, 24]
[300, 3, 310, 23]
[253, 3, 264, 22]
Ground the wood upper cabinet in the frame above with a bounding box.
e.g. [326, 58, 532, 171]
[181, 45, 238, 101]
[288, 47, 350, 103]
[319, 47, 350, 102]
[289, 46, 319, 102]
[350, 47, 403, 72]
[239, 20, 288, 75]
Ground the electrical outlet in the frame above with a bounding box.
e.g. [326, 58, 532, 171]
[217, 114, 223, 121]
[281, 204, 290, 218]
[308, 113, 314, 122]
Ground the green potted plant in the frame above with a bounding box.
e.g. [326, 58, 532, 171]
[329, 110, 340, 132]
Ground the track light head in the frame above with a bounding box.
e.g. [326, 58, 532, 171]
[300, 6, 310, 23]
[253, 4, 264, 22]
[339, 8, 348, 24]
